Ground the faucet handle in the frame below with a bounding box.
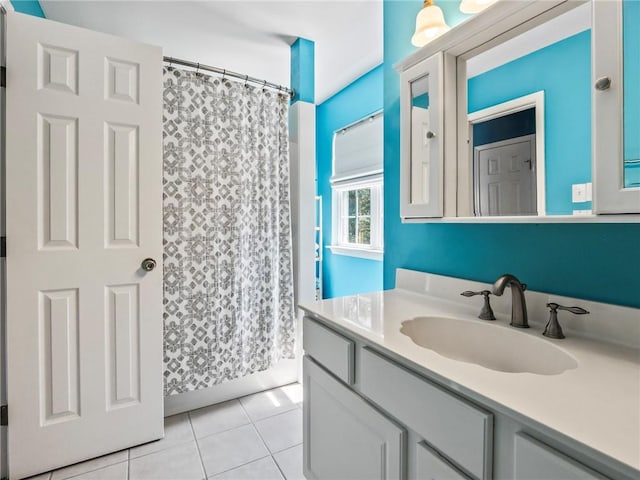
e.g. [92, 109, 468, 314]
[550, 303, 590, 315]
[543, 303, 590, 339]
[461, 290, 484, 297]
[460, 290, 496, 321]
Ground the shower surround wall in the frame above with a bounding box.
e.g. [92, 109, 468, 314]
[162, 66, 296, 395]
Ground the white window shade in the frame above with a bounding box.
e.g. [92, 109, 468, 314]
[332, 113, 383, 185]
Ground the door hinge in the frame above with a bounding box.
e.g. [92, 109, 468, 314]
[0, 405, 7, 426]
[0, 66, 5, 88]
[0, 236, 5, 258]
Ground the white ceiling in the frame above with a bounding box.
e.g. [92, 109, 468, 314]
[40, 0, 383, 103]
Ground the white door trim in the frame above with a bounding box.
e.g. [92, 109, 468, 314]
[467, 91, 546, 216]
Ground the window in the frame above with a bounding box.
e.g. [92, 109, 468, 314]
[333, 180, 383, 257]
[329, 112, 383, 261]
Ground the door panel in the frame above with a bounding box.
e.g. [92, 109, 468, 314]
[106, 284, 140, 409]
[105, 123, 139, 247]
[5, 12, 163, 478]
[41, 288, 80, 424]
[474, 135, 536, 216]
[39, 114, 79, 249]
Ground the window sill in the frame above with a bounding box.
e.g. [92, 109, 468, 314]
[327, 245, 383, 261]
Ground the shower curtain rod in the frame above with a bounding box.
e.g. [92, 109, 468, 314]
[163, 56, 295, 98]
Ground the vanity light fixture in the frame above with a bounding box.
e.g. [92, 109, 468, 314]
[459, 0, 498, 14]
[411, 0, 451, 47]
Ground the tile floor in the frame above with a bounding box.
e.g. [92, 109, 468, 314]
[28, 384, 304, 480]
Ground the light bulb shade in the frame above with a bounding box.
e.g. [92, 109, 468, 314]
[459, 0, 498, 14]
[411, 4, 451, 47]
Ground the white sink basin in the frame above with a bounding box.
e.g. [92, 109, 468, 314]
[400, 316, 578, 375]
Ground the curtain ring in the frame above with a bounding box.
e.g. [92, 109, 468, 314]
[222, 69, 226, 81]
[196, 63, 200, 74]
[244, 75, 249, 87]
[262, 80, 267, 92]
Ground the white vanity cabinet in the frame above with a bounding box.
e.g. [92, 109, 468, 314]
[416, 441, 472, 480]
[359, 347, 492, 480]
[513, 433, 607, 480]
[302, 315, 635, 480]
[302, 357, 406, 480]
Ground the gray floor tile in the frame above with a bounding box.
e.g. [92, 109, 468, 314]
[239, 384, 302, 422]
[129, 441, 204, 480]
[254, 409, 302, 454]
[189, 399, 250, 439]
[51, 451, 128, 480]
[209, 457, 283, 480]
[273, 444, 304, 480]
[198, 424, 269, 477]
[129, 413, 194, 459]
[67, 462, 128, 480]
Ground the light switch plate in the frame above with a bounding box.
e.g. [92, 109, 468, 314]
[572, 183, 587, 202]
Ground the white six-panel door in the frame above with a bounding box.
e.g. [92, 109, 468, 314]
[5, 12, 163, 478]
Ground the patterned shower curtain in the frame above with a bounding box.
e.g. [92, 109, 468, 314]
[162, 66, 296, 395]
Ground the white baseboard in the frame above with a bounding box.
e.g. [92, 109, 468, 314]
[163, 359, 299, 416]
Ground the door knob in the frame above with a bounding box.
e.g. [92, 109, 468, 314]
[141, 258, 157, 272]
[594, 76, 611, 91]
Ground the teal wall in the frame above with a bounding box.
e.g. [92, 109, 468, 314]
[317, 65, 384, 298]
[9, 0, 45, 17]
[383, 0, 640, 308]
[468, 31, 592, 214]
[623, 0, 640, 187]
[291, 38, 315, 104]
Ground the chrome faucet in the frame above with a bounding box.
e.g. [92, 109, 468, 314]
[492, 274, 529, 328]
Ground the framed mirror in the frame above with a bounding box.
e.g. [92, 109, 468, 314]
[396, 0, 640, 221]
[399, 52, 444, 219]
[456, 4, 591, 218]
[622, 0, 639, 189]
[593, 0, 640, 213]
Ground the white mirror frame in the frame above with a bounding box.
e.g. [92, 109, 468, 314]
[395, 0, 640, 223]
[592, 0, 640, 214]
[399, 52, 444, 219]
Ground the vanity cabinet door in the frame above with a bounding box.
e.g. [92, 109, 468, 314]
[416, 441, 472, 480]
[514, 433, 608, 480]
[303, 356, 406, 480]
[359, 347, 492, 480]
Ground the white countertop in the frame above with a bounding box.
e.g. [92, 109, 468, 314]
[300, 286, 640, 473]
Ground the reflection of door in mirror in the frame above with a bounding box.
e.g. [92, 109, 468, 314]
[623, 0, 640, 188]
[473, 109, 536, 216]
[462, 4, 590, 217]
[467, 93, 545, 216]
[411, 75, 430, 205]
